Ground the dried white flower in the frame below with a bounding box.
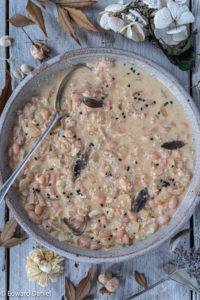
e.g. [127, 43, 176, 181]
[0, 35, 13, 47]
[154, 0, 194, 44]
[105, 277, 119, 293]
[20, 64, 34, 75]
[30, 42, 50, 60]
[143, 0, 162, 9]
[26, 248, 64, 287]
[13, 69, 25, 80]
[98, 272, 119, 293]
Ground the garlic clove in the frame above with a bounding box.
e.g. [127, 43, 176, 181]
[20, 64, 34, 75]
[13, 69, 25, 80]
[0, 35, 13, 47]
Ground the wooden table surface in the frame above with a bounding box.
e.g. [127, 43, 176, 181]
[1, 0, 200, 299]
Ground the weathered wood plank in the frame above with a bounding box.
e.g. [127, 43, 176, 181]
[0, 0, 8, 298]
[191, 1, 200, 299]
[8, 1, 192, 299]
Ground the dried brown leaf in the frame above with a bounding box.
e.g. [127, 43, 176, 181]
[2, 237, 26, 248]
[26, 0, 47, 36]
[66, 7, 97, 32]
[57, 6, 80, 44]
[0, 70, 12, 113]
[9, 14, 34, 27]
[75, 266, 97, 300]
[65, 277, 76, 300]
[134, 271, 148, 289]
[58, 0, 97, 8]
[1, 218, 17, 243]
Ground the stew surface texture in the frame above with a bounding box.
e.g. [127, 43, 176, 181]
[9, 58, 194, 250]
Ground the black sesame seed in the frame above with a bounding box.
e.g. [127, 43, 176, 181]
[36, 123, 39, 127]
[89, 142, 94, 147]
[137, 73, 140, 75]
[62, 192, 66, 195]
[103, 225, 106, 228]
[50, 168, 54, 171]
[153, 101, 156, 104]
[127, 72, 130, 75]
[98, 219, 101, 223]
[126, 166, 130, 171]
[100, 204, 104, 207]
[70, 192, 73, 196]
[127, 84, 131, 88]
[112, 77, 115, 80]
[135, 161, 138, 164]
[50, 133, 52, 135]
[73, 134, 77, 138]
[106, 84, 109, 88]
[150, 137, 154, 141]
[140, 107, 143, 111]
[145, 104, 149, 107]
[34, 157, 38, 160]
[170, 101, 173, 104]
[118, 158, 122, 161]
[48, 183, 52, 186]
[164, 102, 169, 107]
[79, 111, 82, 115]
[115, 117, 119, 120]
[158, 111, 161, 115]
[56, 195, 59, 198]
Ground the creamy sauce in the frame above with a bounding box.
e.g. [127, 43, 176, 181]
[9, 58, 194, 250]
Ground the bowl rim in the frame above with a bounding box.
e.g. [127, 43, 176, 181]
[1, 47, 200, 263]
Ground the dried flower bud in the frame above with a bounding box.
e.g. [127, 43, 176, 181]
[105, 277, 119, 293]
[0, 35, 13, 47]
[13, 69, 25, 80]
[30, 42, 50, 60]
[20, 64, 34, 75]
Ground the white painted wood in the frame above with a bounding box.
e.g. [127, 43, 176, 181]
[191, 1, 200, 300]
[0, 0, 8, 298]
[7, 0, 193, 299]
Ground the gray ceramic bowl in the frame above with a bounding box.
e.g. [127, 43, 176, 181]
[1, 48, 200, 263]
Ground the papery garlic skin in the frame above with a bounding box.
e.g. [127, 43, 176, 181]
[0, 35, 12, 47]
[26, 248, 64, 287]
[30, 42, 50, 60]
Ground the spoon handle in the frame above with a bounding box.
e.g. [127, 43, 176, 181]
[0, 112, 60, 204]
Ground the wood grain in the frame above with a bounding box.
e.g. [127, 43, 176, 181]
[0, 0, 196, 299]
[0, 0, 8, 298]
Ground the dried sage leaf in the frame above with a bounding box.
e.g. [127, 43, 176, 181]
[63, 217, 87, 236]
[58, 0, 97, 8]
[65, 277, 76, 300]
[169, 229, 190, 253]
[0, 70, 12, 113]
[75, 266, 97, 300]
[57, 6, 80, 44]
[9, 14, 34, 27]
[66, 7, 97, 32]
[164, 263, 200, 293]
[26, 0, 47, 36]
[161, 141, 185, 150]
[132, 188, 149, 213]
[2, 237, 26, 248]
[134, 271, 148, 289]
[82, 97, 104, 108]
[1, 218, 18, 242]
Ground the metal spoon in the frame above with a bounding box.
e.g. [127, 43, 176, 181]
[0, 63, 90, 203]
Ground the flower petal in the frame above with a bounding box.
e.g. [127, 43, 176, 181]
[143, 0, 161, 9]
[167, 25, 187, 34]
[172, 26, 188, 42]
[175, 0, 187, 4]
[177, 9, 195, 25]
[167, 0, 180, 19]
[99, 13, 111, 30]
[154, 7, 173, 29]
[126, 23, 145, 42]
[129, 9, 147, 26]
[105, 3, 127, 13]
[154, 28, 178, 45]
[108, 16, 125, 32]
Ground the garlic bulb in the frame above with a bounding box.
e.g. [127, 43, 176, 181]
[0, 35, 12, 47]
[26, 248, 64, 287]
